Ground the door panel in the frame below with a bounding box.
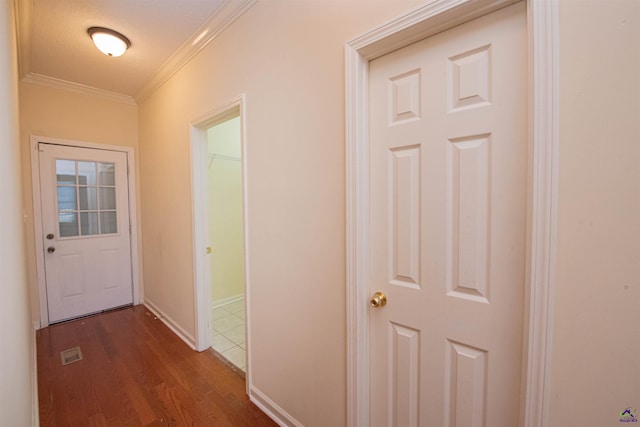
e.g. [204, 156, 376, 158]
[39, 143, 133, 323]
[369, 3, 527, 426]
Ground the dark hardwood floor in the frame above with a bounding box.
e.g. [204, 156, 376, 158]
[37, 305, 277, 427]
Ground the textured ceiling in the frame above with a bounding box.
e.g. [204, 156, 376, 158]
[22, 0, 228, 99]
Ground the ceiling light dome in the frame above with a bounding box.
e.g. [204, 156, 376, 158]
[87, 27, 131, 57]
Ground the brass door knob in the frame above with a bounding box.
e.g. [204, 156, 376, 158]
[370, 291, 387, 308]
[47, 246, 56, 254]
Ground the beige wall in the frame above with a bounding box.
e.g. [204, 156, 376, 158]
[0, 0, 34, 425]
[551, 0, 640, 424]
[19, 83, 140, 326]
[137, 1, 420, 425]
[208, 118, 245, 303]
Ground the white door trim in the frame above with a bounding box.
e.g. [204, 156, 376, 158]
[345, 0, 559, 426]
[30, 135, 141, 328]
[190, 94, 251, 391]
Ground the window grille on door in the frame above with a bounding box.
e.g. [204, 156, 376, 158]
[55, 159, 117, 237]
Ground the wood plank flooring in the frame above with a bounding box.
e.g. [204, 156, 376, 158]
[37, 305, 277, 427]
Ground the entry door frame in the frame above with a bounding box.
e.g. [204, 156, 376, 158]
[345, 0, 559, 426]
[190, 95, 250, 389]
[30, 135, 141, 327]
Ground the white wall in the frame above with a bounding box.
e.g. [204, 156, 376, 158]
[0, 0, 35, 425]
[137, 1, 420, 425]
[551, 0, 640, 424]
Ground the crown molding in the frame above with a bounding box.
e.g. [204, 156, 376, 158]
[15, 0, 255, 106]
[21, 73, 136, 105]
[134, 0, 257, 104]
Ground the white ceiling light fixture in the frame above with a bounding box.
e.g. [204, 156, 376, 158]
[87, 27, 131, 57]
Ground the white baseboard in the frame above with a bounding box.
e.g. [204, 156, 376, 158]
[31, 322, 39, 427]
[212, 293, 244, 309]
[249, 385, 302, 427]
[143, 299, 196, 350]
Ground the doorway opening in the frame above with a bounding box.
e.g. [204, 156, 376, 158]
[207, 116, 246, 372]
[191, 95, 250, 386]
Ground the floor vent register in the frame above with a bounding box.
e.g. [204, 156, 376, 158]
[60, 347, 83, 366]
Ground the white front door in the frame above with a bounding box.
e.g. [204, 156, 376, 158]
[39, 143, 133, 323]
[368, 3, 527, 426]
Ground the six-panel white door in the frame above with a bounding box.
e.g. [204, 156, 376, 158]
[368, 3, 527, 426]
[39, 143, 133, 323]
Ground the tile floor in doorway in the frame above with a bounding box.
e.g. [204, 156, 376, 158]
[211, 299, 246, 372]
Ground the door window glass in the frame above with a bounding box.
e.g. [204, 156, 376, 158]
[58, 212, 78, 237]
[78, 161, 97, 185]
[100, 212, 117, 234]
[80, 212, 99, 235]
[98, 162, 115, 185]
[55, 159, 118, 237]
[56, 160, 76, 184]
[79, 187, 98, 210]
[99, 187, 116, 210]
[57, 186, 77, 211]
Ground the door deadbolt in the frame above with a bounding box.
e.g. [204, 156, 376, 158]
[46, 233, 54, 240]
